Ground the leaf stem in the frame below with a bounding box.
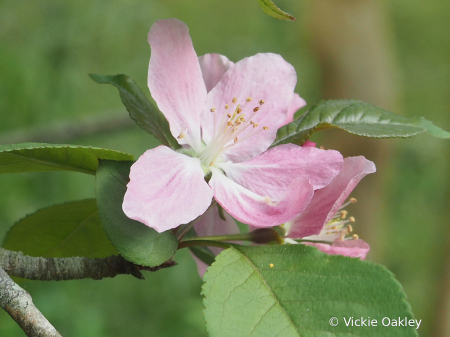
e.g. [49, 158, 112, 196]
[177, 240, 231, 250]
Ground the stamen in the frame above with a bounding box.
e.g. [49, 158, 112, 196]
[232, 97, 237, 103]
[253, 107, 260, 112]
[210, 107, 216, 112]
[320, 146, 325, 150]
[349, 216, 356, 223]
[177, 132, 185, 139]
[225, 104, 229, 109]
[227, 113, 232, 118]
[347, 224, 353, 232]
[250, 120, 255, 124]
[340, 210, 348, 219]
[239, 117, 246, 122]
[237, 108, 242, 114]
[227, 121, 233, 126]
[253, 123, 259, 128]
[246, 97, 252, 102]
[350, 197, 357, 203]
[259, 100, 265, 105]
[352, 234, 359, 240]
[263, 126, 269, 130]
[234, 137, 238, 143]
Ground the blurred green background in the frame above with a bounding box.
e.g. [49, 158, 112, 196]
[0, 0, 449, 336]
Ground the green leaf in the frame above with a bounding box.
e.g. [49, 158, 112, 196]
[272, 99, 450, 147]
[203, 245, 418, 337]
[258, 0, 295, 21]
[0, 143, 133, 175]
[95, 159, 178, 267]
[2, 199, 117, 258]
[89, 74, 180, 150]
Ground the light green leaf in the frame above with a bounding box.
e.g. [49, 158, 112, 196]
[89, 74, 180, 150]
[95, 159, 178, 267]
[2, 199, 117, 258]
[203, 245, 417, 337]
[258, 0, 295, 21]
[272, 99, 450, 147]
[0, 143, 133, 175]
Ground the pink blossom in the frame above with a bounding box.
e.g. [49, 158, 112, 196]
[122, 19, 344, 232]
[285, 156, 376, 259]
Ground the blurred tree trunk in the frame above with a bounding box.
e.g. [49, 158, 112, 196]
[306, 0, 400, 262]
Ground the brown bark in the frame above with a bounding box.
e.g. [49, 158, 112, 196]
[307, 0, 401, 260]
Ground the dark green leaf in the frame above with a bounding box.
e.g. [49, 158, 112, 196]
[203, 244, 418, 337]
[272, 99, 450, 147]
[0, 143, 133, 175]
[2, 199, 117, 258]
[89, 74, 180, 150]
[258, 0, 295, 21]
[95, 159, 178, 267]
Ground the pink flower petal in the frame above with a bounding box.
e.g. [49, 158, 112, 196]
[219, 144, 343, 201]
[191, 206, 239, 278]
[123, 146, 213, 232]
[198, 54, 234, 92]
[281, 93, 307, 126]
[305, 239, 370, 259]
[147, 19, 206, 150]
[200, 53, 297, 160]
[287, 156, 376, 238]
[209, 167, 313, 228]
[302, 140, 316, 148]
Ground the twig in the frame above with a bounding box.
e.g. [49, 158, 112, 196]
[0, 248, 176, 281]
[0, 265, 62, 337]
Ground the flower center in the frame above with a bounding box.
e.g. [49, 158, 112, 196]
[199, 96, 269, 168]
[302, 197, 361, 242]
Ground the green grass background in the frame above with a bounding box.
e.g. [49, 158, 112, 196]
[0, 0, 449, 336]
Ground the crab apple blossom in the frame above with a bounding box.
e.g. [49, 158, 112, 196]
[122, 19, 343, 233]
[284, 156, 376, 259]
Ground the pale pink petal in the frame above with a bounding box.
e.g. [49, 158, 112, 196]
[198, 54, 234, 92]
[219, 144, 343, 200]
[287, 156, 376, 238]
[305, 239, 370, 259]
[148, 19, 206, 150]
[123, 146, 213, 232]
[281, 93, 307, 126]
[209, 167, 313, 228]
[191, 206, 239, 278]
[200, 53, 297, 160]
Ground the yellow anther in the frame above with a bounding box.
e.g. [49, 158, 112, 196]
[225, 104, 229, 109]
[237, 108, 242, 114]
[177, 132, 185, 139]
[340, 210, 348, 219]
[259, 100, 265, 105]
[227, 113, 232, 118]
[233, 127, 239, 132]
[352, 234, 359, 240]
[253, 123, 259, 128]
[239, 117, 246, 122]
[269, 263, 274, 268]
[232, 97, 237, 103]
[263, 126, 269, 130]
[250, 120, 255, 124]
[237, 121, 242, 125]
[347, 224, 353, 233]
[320, 146, 325, 150]
[234, 137, 239, 144]
[210, 107, 216, 112]
[246, 97, 252, 102]
[349, 216, 356, 223]
[350, 197, 357, 203]
[265, 196, 272, 204]
[227, 121, 233, 126]
[253, 107, 260, 112]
